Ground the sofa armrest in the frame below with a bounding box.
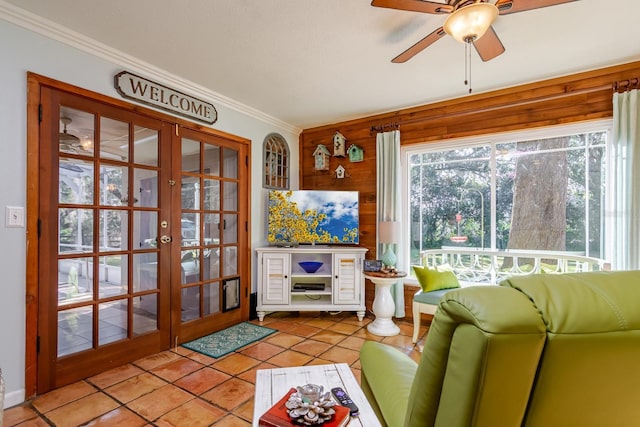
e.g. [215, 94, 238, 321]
[360, 341, 418, 427]
[406, 286, 547, 427]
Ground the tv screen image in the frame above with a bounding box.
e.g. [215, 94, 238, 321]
[268, 190, 359, 245]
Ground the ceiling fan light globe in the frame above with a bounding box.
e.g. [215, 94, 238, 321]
[80, 139, 94, 151]
[443, 2, 498, 44]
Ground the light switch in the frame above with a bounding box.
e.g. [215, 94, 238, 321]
[6, 206, 24, 228]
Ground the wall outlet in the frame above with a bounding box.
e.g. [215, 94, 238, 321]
[6, 206, 24, 228]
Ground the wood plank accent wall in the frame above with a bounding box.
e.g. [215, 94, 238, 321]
[299, 60, 640, 318]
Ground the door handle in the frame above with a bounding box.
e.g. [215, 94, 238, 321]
[160, 235, 172, 244]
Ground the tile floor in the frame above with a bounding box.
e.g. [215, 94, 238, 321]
[4, 311, 430, 427]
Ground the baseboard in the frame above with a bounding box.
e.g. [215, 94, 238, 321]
[4, 388, 25, 409]
[249, 292, 258, 320]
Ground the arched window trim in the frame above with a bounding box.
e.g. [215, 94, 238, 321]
[263, 133, 290, 189]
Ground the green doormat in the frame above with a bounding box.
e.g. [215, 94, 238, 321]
[182, 322, 277, 358]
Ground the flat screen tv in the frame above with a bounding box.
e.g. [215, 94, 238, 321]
[268, 190, 359, 245]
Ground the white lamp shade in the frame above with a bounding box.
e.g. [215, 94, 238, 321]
[378, 221, 401, 244]
[443, 2, 498, 44]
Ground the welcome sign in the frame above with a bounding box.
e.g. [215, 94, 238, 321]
[114, 71, 217, 124]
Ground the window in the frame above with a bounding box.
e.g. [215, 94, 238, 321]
[263, 133, 289, 189]
[403, 121, 610, 266]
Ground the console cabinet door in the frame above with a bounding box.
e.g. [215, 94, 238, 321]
[260, 252, 290, 305]
[333, 253, 361, 305]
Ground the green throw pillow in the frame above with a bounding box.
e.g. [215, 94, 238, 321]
[413, 265, 460, 293]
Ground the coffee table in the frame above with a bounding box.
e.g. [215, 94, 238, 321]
[253, 363, 381, 426]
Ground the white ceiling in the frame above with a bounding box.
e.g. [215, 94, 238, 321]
[4, 0, 640, 130]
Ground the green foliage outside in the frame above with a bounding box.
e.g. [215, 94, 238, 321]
[409, 131, 606, 266]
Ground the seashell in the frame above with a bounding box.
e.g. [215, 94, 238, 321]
[286, 385, 338, 425]
[289, 409, 301, 418]
[297, 407, 310, 416]
[304, 411, 319, 422]
[285, 400, 298, 409]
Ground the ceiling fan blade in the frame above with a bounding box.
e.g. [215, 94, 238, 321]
[495, 0, 577, 15]
[371, 0, 453, 14]
[472, 26, 505, 62]
[392, 27, 446, 63]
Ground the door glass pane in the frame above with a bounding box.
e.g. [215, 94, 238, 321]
[100, 165, 128, 206]
[99, 299, 127, 346]
[223, 148, 238, 179]
[203, 248, 220, 280]
[181, 249, 200, 284]
[223, 213, 237, 244]
[223, 278, 240, 311]
[99, 255, 127, 298]
[59, 107, 94, 157]
[134, 168, 157, 207]
[133, 295, 157, 335]
[223, 246, 238, 276]
[135, 211, 157, 249]
[133, 252, 157, 292]
[99, 210, 128, 251]
[182, 138, 200, 172]
[134, 126, 158, 166]
[59, 158, 94, 204]
[181, 286, 200, 322]
[59, 208, 94, 254]
[181, 213, 199, 246]
[223, 181, 238, 210]
[203, 179, 220, 210]
[204, 214, 220, 245]
[203, 282, 220, 316]
[100, 117, 129, 162]
[181, 176, 200, 210]
[58, 306, 93, 357]
[58, 258, 93, 306]
[204, 144, 220, 176]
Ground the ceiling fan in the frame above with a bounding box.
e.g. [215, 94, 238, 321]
[372, 0, 578, 63]
[59, 116, 92, 154]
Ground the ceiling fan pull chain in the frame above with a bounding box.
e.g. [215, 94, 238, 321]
[464, 40, 472, 94]
[464, 41, 468, 87]
[468, 41, 472, 94]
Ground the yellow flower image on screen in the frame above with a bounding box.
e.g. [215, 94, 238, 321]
[268, 190, 359, 245]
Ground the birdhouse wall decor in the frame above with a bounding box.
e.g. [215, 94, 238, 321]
[313, 144, 331, 171]
[335, 164, 347, 179]
[347, 144, 364, 162]
[333, 131, 346, 157]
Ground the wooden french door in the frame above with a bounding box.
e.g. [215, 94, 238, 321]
[171, 127, 247, 343]
[36, 84, 248, 392]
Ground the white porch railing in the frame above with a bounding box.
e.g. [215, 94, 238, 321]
[420, 248, 611, 285]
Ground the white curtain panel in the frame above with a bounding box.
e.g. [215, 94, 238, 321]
[611, 89, 640, 270]
[376, 130, 405, 317]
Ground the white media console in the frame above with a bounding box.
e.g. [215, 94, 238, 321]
[255, 246, 368, 321]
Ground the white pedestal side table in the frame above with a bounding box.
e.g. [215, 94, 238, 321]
[365, 272, 406, 336]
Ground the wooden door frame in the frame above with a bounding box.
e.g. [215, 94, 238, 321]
[25, 72, 251, 398]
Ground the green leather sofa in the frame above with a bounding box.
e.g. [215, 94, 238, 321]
[359, 271, 640, 427]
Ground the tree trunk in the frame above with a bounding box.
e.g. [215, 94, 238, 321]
[504, 137, 568, 268]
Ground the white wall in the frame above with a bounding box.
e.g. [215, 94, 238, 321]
[0, 16, 299, 407]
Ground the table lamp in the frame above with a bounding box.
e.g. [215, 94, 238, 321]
[378, 221, 401, 268]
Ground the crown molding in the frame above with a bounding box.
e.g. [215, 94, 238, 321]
[0, 1, 301, 135]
